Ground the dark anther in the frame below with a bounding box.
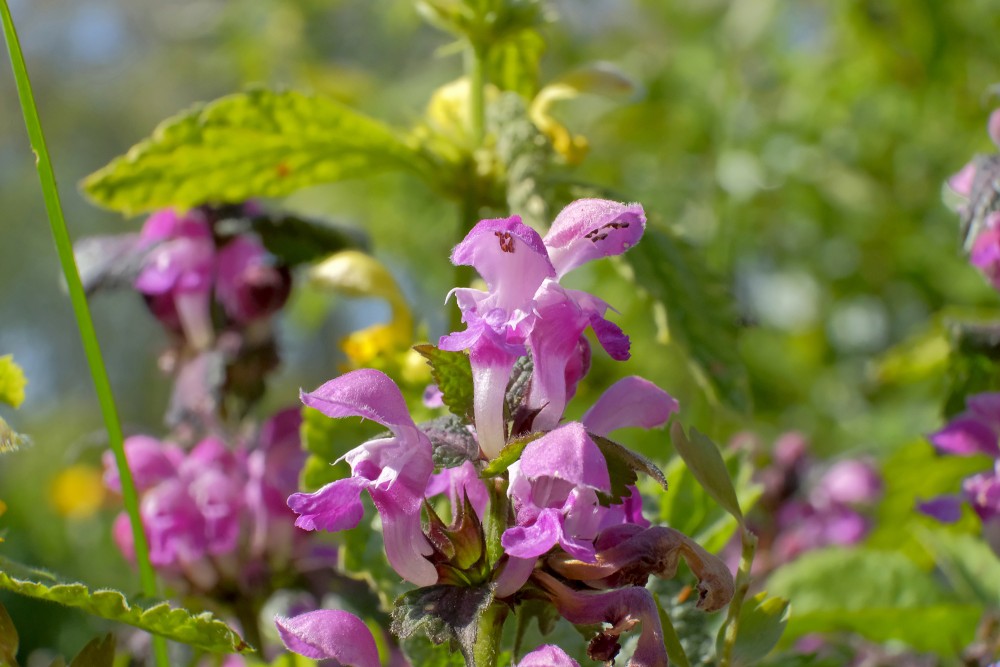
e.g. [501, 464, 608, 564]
[494, 231, 516, 253]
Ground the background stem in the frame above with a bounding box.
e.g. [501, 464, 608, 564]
[0, 4, 169, 666]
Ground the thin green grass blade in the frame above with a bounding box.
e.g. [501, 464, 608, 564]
[0, 4, 169, 665]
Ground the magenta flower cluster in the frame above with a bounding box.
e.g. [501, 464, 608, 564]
[103, 409, 315, 593]
[276, 200, 735, 666]
[133, 206, 291, 348]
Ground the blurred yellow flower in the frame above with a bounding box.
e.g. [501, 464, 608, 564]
[49, 464, 106, 519]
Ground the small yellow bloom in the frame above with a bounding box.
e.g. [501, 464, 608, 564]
[49, 464, 106, 519]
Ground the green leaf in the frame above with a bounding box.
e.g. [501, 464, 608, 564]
[654, 593, 692, 667]
[390, 584, 493, 664]
[414, 345, 475, 423]
[399, 635, 466, 667]
[670, 424, 744, 523]
[591, 434, 668, 506]
[82, 89, 426, 215]
[68, 634, 115, 667]
[488, 29, 545, 99]
[656, 452, 761, 554]
[0, 560, 250, 654]
[728, 592, 789, 666]
[766, 547, 980, 653]
[237, 212, 368, 267]
[0, 601, 17, 667]
[422, 415, 481, 470]
[0, 356, 26, 409]
[625, 226, 751, 412]
[916, 528, 1000, 606]
[480, 432, 544, 477]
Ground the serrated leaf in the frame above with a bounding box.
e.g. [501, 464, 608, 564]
[0, 600, 17, 667]
[68, 634, 115, 667]
[0, 356, 26, 409]
[82, 89, 427, 215]
[591, 434, 668, 506]
[422, 415, 481, 470]
[626, 226, 750, 411]
[671, 424, 743, 523]
[766, 547, 980, 653]
[0, 560, 249, 654]
[654, 593, 692, 667]
[727, 592, 788, 666]
[414, 345, 475, 423]
[390, 584, 493, 664]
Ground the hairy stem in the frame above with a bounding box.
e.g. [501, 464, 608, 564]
[484, 476, 509, 568]
[716, 527, 758, 667]
[0, 4, 169, 666]
[472, 602, 508, 667]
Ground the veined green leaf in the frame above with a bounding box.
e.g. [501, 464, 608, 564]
[82, 89, 427, 215]
[0, 560, 250, 654]
[727, 592, 789, 665]
[414, 345, 475, 423]
[670, 424, 744, 523]
[0, 356, 26, 409]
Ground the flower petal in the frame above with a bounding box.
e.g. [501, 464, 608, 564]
[917, 495, 964, 523]
[300, 369, 419, 441]
[517, 645, 581, 667]
[543, 199, 646, 278]
[287, 477, 368, 532]
[501, 507, 564, 559]
[519, 423, 612, 493]
[275, 610, 381, 667]
[451, 216, 555, 313]
[928, 415, 1000, 457]
[581, 376, 679, 437]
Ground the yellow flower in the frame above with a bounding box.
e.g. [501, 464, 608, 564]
[49, 464, 106, 519]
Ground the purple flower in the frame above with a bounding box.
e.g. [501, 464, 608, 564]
[215, 236, 291, 324]
[535, 570, 668, 667]
[134, 209, 216, 348]
[502, 423, 612, 563]
[811, 459, 882, 507]
[287, 369, 437, 586]
[440, 200, 646, 458]
[517, 645, 581, 667]
[970, 213, 1000, 289]
[275, 610, 380, 667]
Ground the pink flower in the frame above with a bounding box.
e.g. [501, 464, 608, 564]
[287, 369, 437, 586]
[440, 200, 646, 458]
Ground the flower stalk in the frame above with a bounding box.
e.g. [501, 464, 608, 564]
[472, 601, 508, 667]
[0, 4, 168, 665]
[716, 526, 758, 667]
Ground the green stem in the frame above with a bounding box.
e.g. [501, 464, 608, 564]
[471, 602, 508, 667]
[716, 527, 758, 667]
[483, 476, 509, 568]
[0, 5, 169, 667]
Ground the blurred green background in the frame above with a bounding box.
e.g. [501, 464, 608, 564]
[3, 0, 1000, 659]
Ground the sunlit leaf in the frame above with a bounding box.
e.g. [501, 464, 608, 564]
[726, 592, 789, 666]
[0, 559, 250, 654]
[0, 356, 26, 409]
[414, 345, 475, 423]
[82, 89, 427, 215]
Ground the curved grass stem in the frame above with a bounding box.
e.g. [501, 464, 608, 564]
[0, 4, 169, 665]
